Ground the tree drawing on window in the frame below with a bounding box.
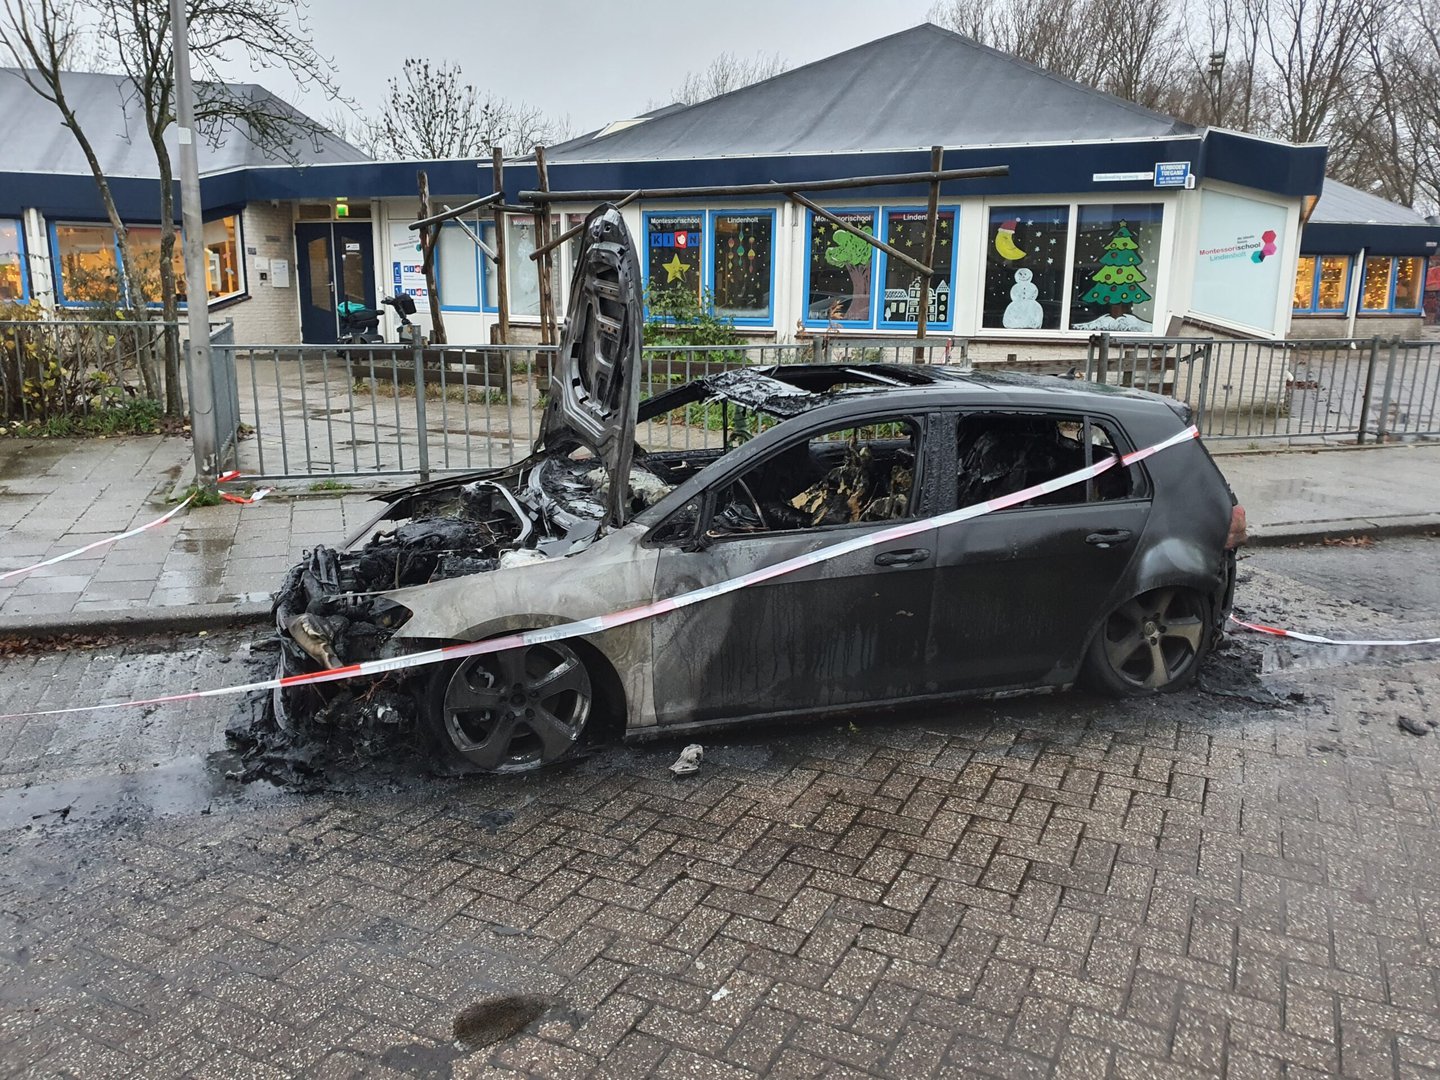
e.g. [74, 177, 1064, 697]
[825, 228, 872, 321]
[1073, 221, 1153, 332]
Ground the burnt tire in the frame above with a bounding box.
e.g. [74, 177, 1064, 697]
[426, 640, 593, 773]
[1082, 587, 1211, 696]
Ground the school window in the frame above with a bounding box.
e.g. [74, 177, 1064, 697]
[804, 208, 877, 327]
[128, 226, 186, 304]
[1292, 255, 1350, 313]
[1069, 204, 1163, 332]
[437, 222, 483, 311]
[0, 219, 25, 301]
[983, 206, 1069, 331]
[710, 211, 774, 323]
[878, 208, 957, 330]
[645, 212, 704, 308]
[203, 216, 243, 301]
[53, 224, 122, 302]
[52, 216, 243, 305]
[505, 216, 542, 319]
[1360, 255, 1427, 313]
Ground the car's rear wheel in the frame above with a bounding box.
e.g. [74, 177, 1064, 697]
[428, 641, 593, 772]
[1082, 587, 1210, 696]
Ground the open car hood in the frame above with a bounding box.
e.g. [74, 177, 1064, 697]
[535, 204, 643, 528]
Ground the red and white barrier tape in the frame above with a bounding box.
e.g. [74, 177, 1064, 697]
[0, 496, 195, 584]
[0, 426, 1200, 720]
[0, 473, 274, 585]
[221, 488, 271, 506]
[1229, 615, 1440, 647]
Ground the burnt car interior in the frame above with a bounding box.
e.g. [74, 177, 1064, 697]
[707, 420, 920, 537]
[955, 413, 1134, 509]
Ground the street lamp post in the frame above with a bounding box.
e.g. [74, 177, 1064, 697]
[170, 0, 218, 487]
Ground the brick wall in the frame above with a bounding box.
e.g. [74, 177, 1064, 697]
[1289, 314, 1424, 340]
[218, 203, 299, 343]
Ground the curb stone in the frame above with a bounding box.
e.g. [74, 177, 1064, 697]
[0, 602, 270, 641]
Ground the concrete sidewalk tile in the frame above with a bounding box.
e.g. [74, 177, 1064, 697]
[13, 573, 93, 597]
[0, 593, 83, 615]
[80, 580, 156, 602]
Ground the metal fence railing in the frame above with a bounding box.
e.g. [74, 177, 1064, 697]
[224, 336, 970, 481]
[1378, 340, 1440, 440]
[218, 330, 1437, 480]
[0, 319, 178, 425]
[1086, 334, 1440, 444]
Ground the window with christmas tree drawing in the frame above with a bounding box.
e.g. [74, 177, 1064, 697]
[879, 208, 957, 330]
[805, 209, 877, 327]
[1069, 204, 1163, 332]
[710, 211, 774, 323]
[983, 206, 1069, 331]
[645, 213, 704, 309]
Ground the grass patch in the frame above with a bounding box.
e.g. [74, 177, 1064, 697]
[309, 479, 352, 492]
[178, 482, 223, 507]
[352, 378, 508, 406]
[0, 398, 163, 438]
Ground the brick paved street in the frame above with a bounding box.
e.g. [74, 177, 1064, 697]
[2, 542, 1440, 1078]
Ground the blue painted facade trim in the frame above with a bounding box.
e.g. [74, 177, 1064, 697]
[876, 205, 960, 332]
[1, 217, 30, 303]
[706, 208, 777, 327]
[801, 206, 879, 330]
[1301, 222, 1440, 258]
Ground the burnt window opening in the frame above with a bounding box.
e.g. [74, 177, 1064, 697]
[708, 419, 920, 538]
[955, 413, 1133, 510]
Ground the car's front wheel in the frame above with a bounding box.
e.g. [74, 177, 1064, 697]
[1082, 587, 1210, 696]
[427, 640, 593, 772]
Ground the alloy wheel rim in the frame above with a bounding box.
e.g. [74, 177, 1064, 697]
[1102, 588, 1205, 689]
[442, 642, 592, 771]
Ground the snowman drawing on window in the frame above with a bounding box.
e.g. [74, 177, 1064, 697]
[1002, 268, 1043, 329]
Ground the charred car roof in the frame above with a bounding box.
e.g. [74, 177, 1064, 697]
[636, 363, 1179, 424]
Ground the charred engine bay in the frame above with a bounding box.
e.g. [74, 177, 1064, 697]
[273, 454, 676, 674]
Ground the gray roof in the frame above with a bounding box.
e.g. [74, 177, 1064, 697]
[548, 23, 1193, 164]
[1310, 177, 1433, 227]
[0, 68, 370, 178]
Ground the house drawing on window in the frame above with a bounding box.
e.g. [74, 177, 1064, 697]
[884, 278, 950, 323]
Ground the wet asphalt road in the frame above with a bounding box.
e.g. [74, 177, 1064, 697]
[1, 538, 1439, 1077]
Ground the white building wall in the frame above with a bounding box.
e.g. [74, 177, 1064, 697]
[221, 202, 300, 342]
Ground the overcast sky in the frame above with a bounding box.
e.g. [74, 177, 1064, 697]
[225, 0, 938, 136]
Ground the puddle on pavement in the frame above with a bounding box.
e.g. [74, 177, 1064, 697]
[377, 995, 577, 1076]
[0, 751, 294, 832]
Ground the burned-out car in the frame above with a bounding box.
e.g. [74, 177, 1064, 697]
[273, 205, 1245, 773]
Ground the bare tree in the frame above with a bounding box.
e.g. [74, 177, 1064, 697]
[2, 0, 342, 412]
[1258, 0, 1384, 143]
[928, 0, 1183, 108]
[1, 0, 161, 398]
[369, 58, 570, 159]
[668, 50, 789, 105]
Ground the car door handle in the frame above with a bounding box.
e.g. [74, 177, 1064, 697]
[875, 548, 931, 566]
[1085, 529, 1133, 547]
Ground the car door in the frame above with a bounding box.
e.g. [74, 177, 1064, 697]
[648, 413, 938, 727]
[927, 409, 1152, 692]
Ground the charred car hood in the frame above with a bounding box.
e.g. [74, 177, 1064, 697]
[535, 204, 644, 528]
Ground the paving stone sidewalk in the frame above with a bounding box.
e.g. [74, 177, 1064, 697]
[0, 436, 375, 623]
[1, 434, 1439, 627]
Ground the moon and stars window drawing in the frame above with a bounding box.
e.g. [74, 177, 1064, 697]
[806, 209, 877, 325]
[880, 209, 956, 328]
[711, 212, 774, 321]
[1069, 204, 1163, 332]
[646, 213, 704, 303]
[983, 206, 1069, 331]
